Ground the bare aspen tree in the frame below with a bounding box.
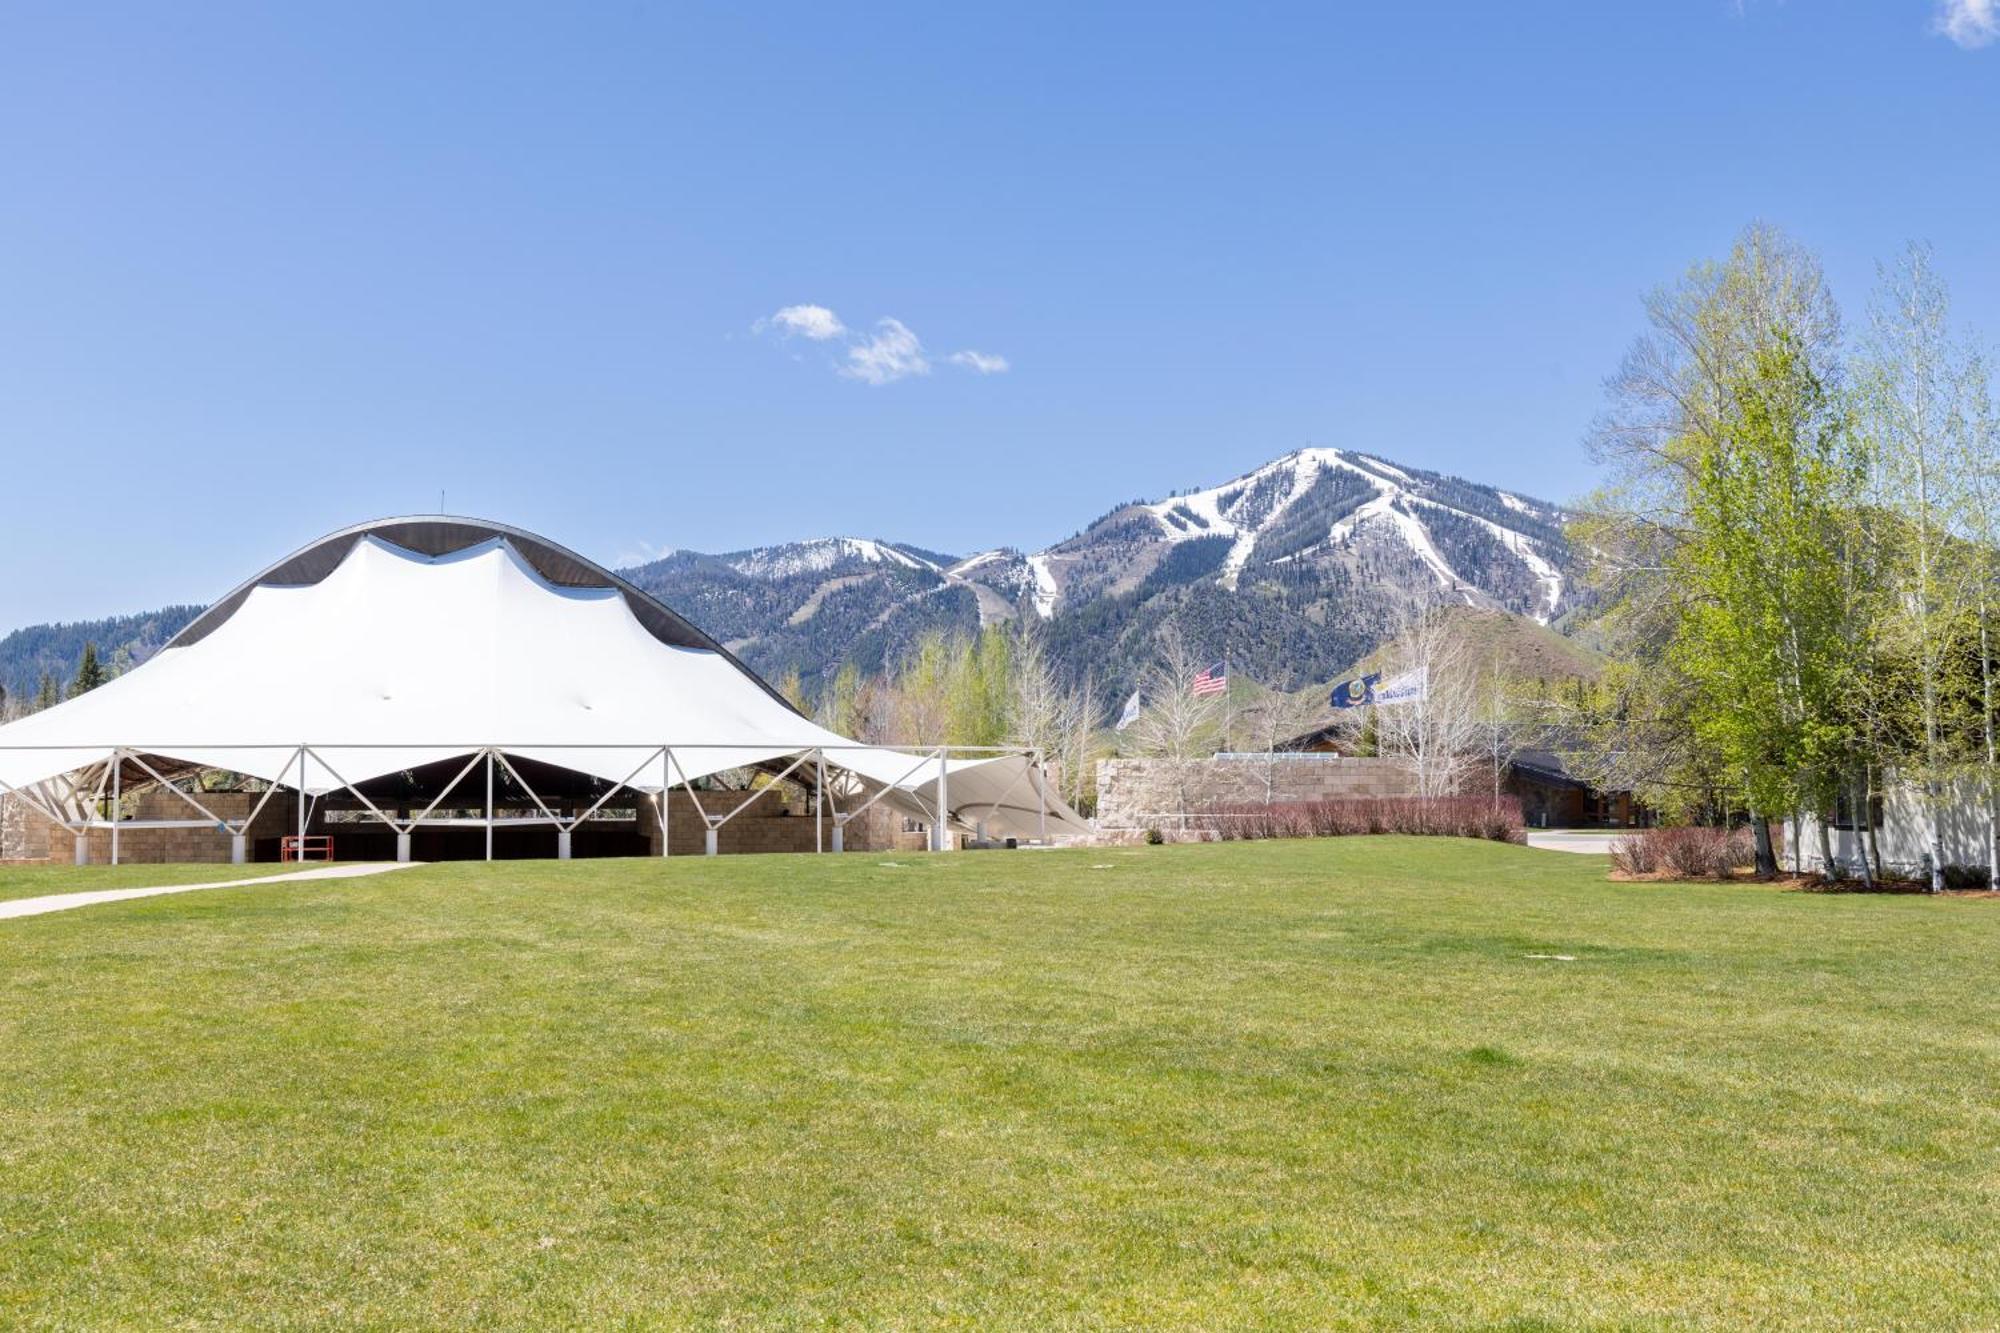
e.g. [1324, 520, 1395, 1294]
[1055, 669, 1100, 813]
[1859, 245, 1987, 892]
[1373, 604, 1483, 801]
[1958, 354, 2000, 889]
[1127, 623, 1225, 829]
[1008, 623, 1100, 812]
[1008, 624, 1072, 761]
[1482, 655, 1540, 815]
[1242, 685, 1327, 804]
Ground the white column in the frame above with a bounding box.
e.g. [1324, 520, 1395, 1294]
[815, 749, 825, 854]
[557, 829, 572, 860]
[295, 746, 307, 861]
[1037, 749, 1048, 845]
[231, 833, 246, 865]
[73, 831, 88, 865]
[660, 748, 672, 859]
[932, 748, 949, 852]
[484, 750, 495, 862]
[110, 753, 121, 866]
[831, 819, 845, 853]
[704, 826, 718, 857]
[396, 832, 411, 862]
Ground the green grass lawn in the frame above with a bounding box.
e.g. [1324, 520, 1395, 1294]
[0, 860, 324, 903]
[2, 839, 1996, 1329]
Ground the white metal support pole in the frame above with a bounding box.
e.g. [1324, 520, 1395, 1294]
[661, 748, 671, 859]
[295, 746, 307, 860]
[484, 749, 495, 862]
[933, 747, 949, 853]
[1037, 748, 1049, 845]
[110, 751, 121, 866]
[816, 749, 825, 854]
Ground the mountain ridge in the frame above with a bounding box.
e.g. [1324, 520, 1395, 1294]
[1, 448, 1581, 709]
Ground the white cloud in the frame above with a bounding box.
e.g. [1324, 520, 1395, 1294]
[1935, 0, 1998, 47]
[947, 349, 1010, 374]
[756, 303, 1005, 385]
[759, 304, 847, 340]
[841, 318, 931, 385]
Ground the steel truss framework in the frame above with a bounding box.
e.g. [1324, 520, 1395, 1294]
[0, 742, 1053, 866]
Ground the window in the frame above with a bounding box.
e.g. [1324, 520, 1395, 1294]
[1832, 792, 1884, 831]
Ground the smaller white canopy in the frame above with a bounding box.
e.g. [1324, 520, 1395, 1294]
[0, 530, 1089, 843]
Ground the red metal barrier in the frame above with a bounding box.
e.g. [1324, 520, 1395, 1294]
[281, 835, 335, 863]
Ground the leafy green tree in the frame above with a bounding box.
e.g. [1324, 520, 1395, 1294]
[1577, 224, 1842, 874]
[775, 665, 807, 712]
[1668, 336, 1867, 880]
[819, 661, 871, 741]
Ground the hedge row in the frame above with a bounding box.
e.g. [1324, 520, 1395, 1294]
[1189, 796, 1525, 844]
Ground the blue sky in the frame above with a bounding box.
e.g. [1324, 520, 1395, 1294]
[2, 1, 1996, 625]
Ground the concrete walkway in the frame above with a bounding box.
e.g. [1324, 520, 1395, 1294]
[0, 862, 421, 922]
[1526, 830, 1627, 855]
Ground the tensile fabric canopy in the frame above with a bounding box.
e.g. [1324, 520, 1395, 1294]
[0, 520, 1087, 843]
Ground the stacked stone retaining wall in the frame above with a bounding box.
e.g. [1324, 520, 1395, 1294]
[1094, 755, 1417, 831]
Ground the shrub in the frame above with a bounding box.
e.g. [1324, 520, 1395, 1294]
[1612, 825, 1753, 879]
[1610, 832, 1657, 875]
[1941, 863, 1993, 891]
[1192, 796, 1525, 845]
[1145, 827, 1165, 846]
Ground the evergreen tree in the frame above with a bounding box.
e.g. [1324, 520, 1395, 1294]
[70, 642, 107, 698]
[34, 672, 58, 712]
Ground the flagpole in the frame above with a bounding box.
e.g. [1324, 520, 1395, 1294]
[1224, 652, 1234, 753]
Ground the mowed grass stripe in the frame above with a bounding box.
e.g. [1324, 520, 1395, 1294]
[0, 839, 1995, 1328]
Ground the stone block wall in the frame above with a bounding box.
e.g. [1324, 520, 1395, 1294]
[642, 790, 909, 855]
[1094, 755, 1417, 831]
[2, 788, 295, 864]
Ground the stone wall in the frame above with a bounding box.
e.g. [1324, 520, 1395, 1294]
[1, 793, 37, 862]
[642, 792, 923, 855]
[1094, 755, 1417, 831]
[2, 788, 296, 864]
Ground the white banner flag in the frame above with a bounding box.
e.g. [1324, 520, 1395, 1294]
[1373, 667, 1427, 706]
[1113, 690, 1143, 731]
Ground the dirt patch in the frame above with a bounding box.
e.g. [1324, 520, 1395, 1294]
[1610, 868, 2000, 897]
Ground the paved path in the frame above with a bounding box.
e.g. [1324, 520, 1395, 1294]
[0, 862, 421, 922]
[1526, 830, 1626, 856]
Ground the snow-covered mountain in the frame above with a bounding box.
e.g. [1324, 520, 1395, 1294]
[0, 449, 1580, 707]
[1026, 448, 1568, 625]
[726, 536, 943, 580]
[616, 448, 1577, 699]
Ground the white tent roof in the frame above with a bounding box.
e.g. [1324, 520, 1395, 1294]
[0, 523, 1088, 842]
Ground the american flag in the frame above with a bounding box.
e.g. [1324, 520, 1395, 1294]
[1190, 660, 1228, 697]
